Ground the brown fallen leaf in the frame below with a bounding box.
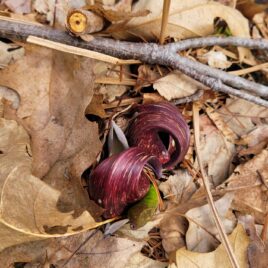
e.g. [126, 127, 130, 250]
[217, 148, 268, 224]
[159, 169, 197, 203]
[238, 215, 268, 268]
[185, 193, 236, 253]
[173, 224, 250, 268]
[0, 41, 24, 69]
[0, 45, 102, 180]
[85, 93, 107, 118]
[153, 71, 204, 101]
[111, 0, 251, 60]
[0, 117, 104, 251]
[0, 228, 167, 267]
[218, 98, 268, 137]
[238, 125, 268, 156]
[94, 61, 130, 102]
[135, 64, 161, 92]
[203, 51, 232, 69]
[85, 2, 150, 23]
[2, 0, 31, 14]
[198, 115, 235, 186]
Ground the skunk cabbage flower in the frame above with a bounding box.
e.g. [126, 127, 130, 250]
[127, 102, 190, 169]
[88, 147, 161, 218]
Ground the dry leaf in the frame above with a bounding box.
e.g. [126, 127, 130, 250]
[94, 61, 130, 102]
[85, 93, 106, 118]
[198, 115, 235, 186]
[85, 2, 149, 22]
[0, 45, 102, 181]
[153, 71, 204, 101]
[217, 148, 268, 224]
[173, 224, 250, 268]
[159, 169, 197, 203]
[203, 51, 232, 69]
[0, 228, 166, 267]
[185, 194, 235, 252]
[0, 118, 102, 251]
[238, 125, 268, 155]
[0, 41, 24, 69]
[136, 64, 161, 92]
[218, 98, 268, 137]
[238, 215, 268, 268]
[111, 0, 250, 60]
[205, 106, 238, 144]
[2, 0, 31, 14]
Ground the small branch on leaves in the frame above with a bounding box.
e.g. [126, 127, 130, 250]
[0, 19, 268, 107]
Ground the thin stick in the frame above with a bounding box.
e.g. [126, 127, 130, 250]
[193, 103, 239, 268]
[159, 0, 171, 45]
[27, 36, 141, 65]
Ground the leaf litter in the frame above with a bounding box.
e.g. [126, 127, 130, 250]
[0, 0, 268, 267]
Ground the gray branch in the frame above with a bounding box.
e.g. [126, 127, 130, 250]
[0, 20, 267, 107]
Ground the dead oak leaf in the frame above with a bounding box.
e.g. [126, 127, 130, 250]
[0, 118, 102, 251]
[172, 224, 250, 268]
[0, 44, 102, 180]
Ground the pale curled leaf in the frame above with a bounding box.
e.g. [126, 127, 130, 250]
[153, 71, 204, 101]
[108, 120, 129, 156]
[172, 225, 250, 268]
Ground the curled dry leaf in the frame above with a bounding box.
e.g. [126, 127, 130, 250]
[173, 224, 249, 268]
[153, 71, 204, 101]
[0, 118, 102, 251]
[217, 148, 268, 224]
[127, 102, 190, 169]
[185, 194, 236, 253]
[198, 115, 235, 186]
[110, 0, 251, 60]
[88, 147, 162, 218]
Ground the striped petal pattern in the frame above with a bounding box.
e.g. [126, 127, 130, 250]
[127, 102, 190, 169]
[88, 147, 161, 218]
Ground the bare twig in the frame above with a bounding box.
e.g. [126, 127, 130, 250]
[167, 36, 268, 51]
[0, 19, 267, 107]
[193, 103, 239, 268]
[172, 89, 204, 105]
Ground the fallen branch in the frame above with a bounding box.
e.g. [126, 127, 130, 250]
[0, 19, 268, 107]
